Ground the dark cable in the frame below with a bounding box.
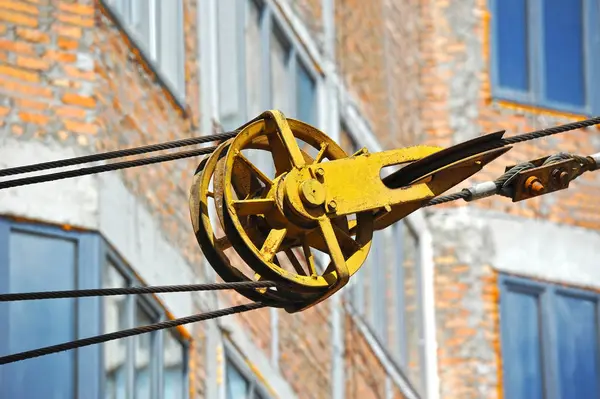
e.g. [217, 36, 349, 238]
[0, 146, 217, 190]
[0, 280, 278, 302]
[500, 117, 600, 145]
[425, 191, 471, 206]
[0, 131, 238, 177]
[0, 302, 266, 365]
[425, 151, 598, 207]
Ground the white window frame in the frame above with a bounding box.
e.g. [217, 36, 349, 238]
[221, 339, 274, 399]
[214, 0, 323, 131]
[102, 0, 186, 104]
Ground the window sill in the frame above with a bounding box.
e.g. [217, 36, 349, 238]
[97, 0, 190, 119]
[487, 97, 596, 125]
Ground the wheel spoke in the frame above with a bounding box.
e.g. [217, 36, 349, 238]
[214, 236, 232, 250]
[318, 218, 348, 283]
[331, 223, 361, 255]
[302, 240, 317, 276]
[314, 143, 328, 164]
[232, 198, 275, 216]
[260, 228, 287, 262]
[236, 152, 273, 187]
[266, 112, 306, 175]
[285, 249, 308, 276]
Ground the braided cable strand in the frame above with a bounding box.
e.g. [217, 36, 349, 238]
[0, 131, 238, 177]
[0, 281, 278, 302]
[0, 146, 217, 190]
[499, 116, 600, 145]
[0, 302, 267, 365]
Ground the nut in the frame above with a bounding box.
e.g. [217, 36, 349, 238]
[315, 168, 325, 178]
[525, 176, 545, 196]
[328, 200, 337, 211]
[552, 169, 570, 187]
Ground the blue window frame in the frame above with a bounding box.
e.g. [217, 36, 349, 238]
[0, 218, 189, 399]
[500, 274, 600, 399]
[490, 0, 600, 115]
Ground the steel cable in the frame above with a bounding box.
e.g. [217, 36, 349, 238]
[0, 146, 217, 190]
[0, 130, 238, 177]
[0, 280, 278, 302]
[0, 302, 267, 365]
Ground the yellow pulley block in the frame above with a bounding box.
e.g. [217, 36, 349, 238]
[190, 110, 511, 312]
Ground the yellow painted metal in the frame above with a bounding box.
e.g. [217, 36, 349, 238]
[191, 109, 512, 312]
[219, 110, 374, 312]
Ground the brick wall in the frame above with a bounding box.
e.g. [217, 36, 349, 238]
[335, 0, 423, 149]
[0, 1, 413, 398]
[418, 0, 600, 397]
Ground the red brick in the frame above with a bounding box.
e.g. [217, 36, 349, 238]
[58, 3, 94, 16]
[15, 98, 49, 111]
[0, 38, 35, 54]
[11, 124, 24, 135]
[55, 105, 87, 119]
[57, 36, 79, 50]
[19, 111, 49, 125]
[63, 65, 95, 81]
[0, 10, 38, 27]
[44, 49, 76, 63]
[0, 76, 52, 97]
[52, 24, 81, 39]
[0, 64, 39, 82]
[56, 12, 94, 28]
[16, 55, 50, 71]
[0, 0, 39, 15]
[64, 119, 98, 135]
[62, 93, 96, 108]
[16, 28, 50, 45]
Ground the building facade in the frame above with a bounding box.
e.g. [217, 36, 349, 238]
[0, 1, 598, 399]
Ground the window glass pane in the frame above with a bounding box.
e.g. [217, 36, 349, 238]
[555, 295, 599, 398]
[1, 231, 76, 399]
[130, 0, 152, 55]
[135, 304, 156, 399]
[246, 0, 263, 120]
[402, 227, 422, 392]
[225, 361, 249, 399]
[103, 262, 128, 399]
[158, 0, 185, 96]
[496, 0, 529, 91]
[501, 289, 544, 399]
[543, 0, 585, 107]
[296, 62, 316, 126]
[368, 231, 387, 342]
[164, 330, 185, 399]
[218, 0, 243, 128]
[270, 31, 290, 115]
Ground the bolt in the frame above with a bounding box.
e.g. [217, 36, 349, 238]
[525, 176, 545, 196]
[328, 200, 337, 211]
[552, 169, 570, 187]
[316, 168, 325, 178]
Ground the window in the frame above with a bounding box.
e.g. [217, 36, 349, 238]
[500, 275, 600, 399]
[104, 0, 186, 101]
[224, 350, 271, 399]
[216, 0, 320, 131]
[490, 0, 599, 115]
[348, 220, 425, 395]
[103, 252, 188, 399]
[0, 218, 188, 399]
